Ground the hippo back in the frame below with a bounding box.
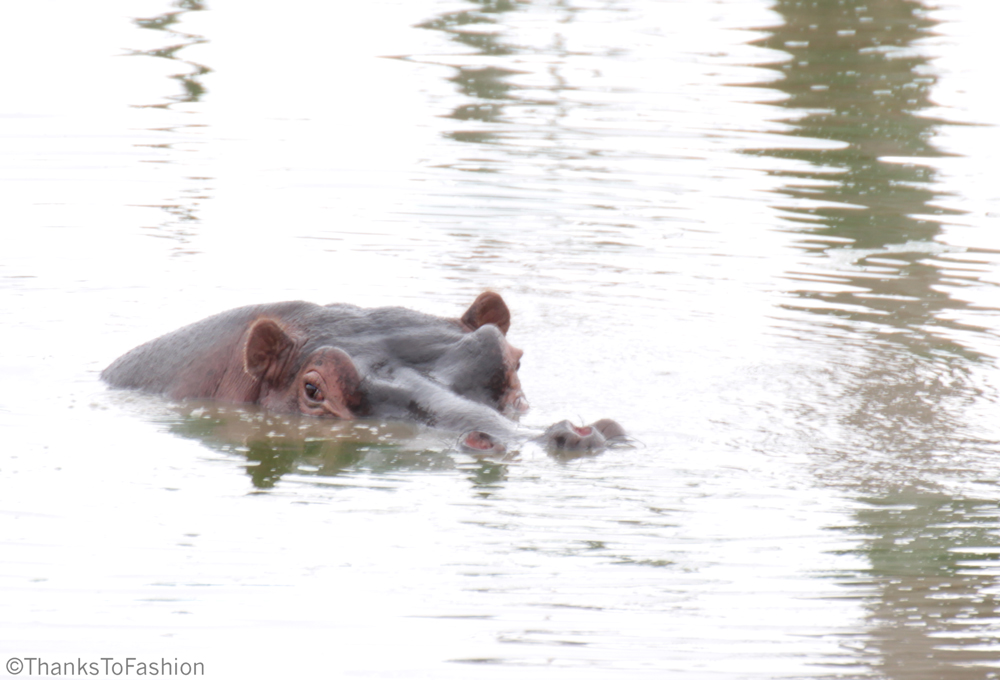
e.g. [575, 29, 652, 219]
[101, 302, 319, 399]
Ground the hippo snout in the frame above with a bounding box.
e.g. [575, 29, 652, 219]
[542, 418, 626, 452]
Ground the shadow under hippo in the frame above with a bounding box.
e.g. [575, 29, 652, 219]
[102, 292, 625, 454]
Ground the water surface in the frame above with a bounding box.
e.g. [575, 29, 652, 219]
[2, 0, 1000, 677]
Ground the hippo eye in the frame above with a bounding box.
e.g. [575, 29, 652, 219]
[304, 382, 323, 402]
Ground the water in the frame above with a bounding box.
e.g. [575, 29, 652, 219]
[2, 0, 1000, 677]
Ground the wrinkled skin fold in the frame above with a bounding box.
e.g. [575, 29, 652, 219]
[102, 292, 624, 453]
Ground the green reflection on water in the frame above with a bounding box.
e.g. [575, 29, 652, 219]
[131, 0, 210, 107]
[837, 492, 1000, 679]
[165, 404, 517, 490]
[752, 0, 987, 358]
[840, 492, 1000, 577]
[168, 405, 424, 488]
[755, 3, 1000, 677]
[243, 438, 372, 489]
[418, 0, 522, 134]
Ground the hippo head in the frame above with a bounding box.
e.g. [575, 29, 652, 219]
[102, 291, 625, 455]
[243, 319, 368, 419]
[240, 292, 527, 423]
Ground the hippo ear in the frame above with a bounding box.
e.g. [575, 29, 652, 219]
[244, 318, 294, 383]
[461, 291, 511, 335]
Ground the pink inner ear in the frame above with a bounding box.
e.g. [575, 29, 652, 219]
[244, 318, 294, 380]
[461, 291, 511, 335]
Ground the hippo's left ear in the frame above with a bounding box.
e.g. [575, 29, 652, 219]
[244, 318, 295, 384]
[461, 291, 511, 335]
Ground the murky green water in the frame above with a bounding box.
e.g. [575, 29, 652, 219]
[3, 0, 1000, 677]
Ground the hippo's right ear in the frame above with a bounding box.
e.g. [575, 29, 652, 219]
[461, 291, 511, 335]
[244, 318, 295, 384]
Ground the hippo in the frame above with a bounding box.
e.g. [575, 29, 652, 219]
[102, 292, 624, 453]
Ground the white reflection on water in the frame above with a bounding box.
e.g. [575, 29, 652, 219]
[2, 0, 1000, 678]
